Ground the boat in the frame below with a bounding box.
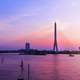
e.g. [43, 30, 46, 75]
[69, 54, 74, 57]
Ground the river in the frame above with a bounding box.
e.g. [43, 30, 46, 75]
[0, 54, 80, 80]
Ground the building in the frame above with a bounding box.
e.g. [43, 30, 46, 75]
[25, 42, 30, 50]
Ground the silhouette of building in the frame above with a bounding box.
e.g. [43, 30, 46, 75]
[25, 42, 30, 50]
[53, 22, 58, 52]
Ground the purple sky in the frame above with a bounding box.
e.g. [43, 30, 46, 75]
[0, 0, 80, 50]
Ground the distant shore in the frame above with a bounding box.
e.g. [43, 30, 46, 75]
[0, 49, 80, 55]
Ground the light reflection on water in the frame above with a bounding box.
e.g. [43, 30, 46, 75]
[0, 54, 80, 80]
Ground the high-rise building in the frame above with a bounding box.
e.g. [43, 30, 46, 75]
[25, 42, 30, 50]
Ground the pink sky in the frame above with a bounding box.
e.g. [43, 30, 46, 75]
[0, 0, 80, 50]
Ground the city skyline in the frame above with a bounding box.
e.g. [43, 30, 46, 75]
[0, 0, 80, 50]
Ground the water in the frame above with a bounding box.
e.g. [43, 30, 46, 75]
[0, 54, 80, 80]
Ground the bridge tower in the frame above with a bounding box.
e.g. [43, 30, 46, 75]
[53, 22, 58, 52]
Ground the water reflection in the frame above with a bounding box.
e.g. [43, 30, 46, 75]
[53, 55, 59, 80]
[1, 57, 4, 64]
[0, 54, 80, 80]
[20, 59, 24, 73]
[18, 59, 24, 80]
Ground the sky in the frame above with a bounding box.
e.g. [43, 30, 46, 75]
[0, 0, 80, 50]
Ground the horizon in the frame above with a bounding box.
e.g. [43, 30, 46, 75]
[0, 0, 80, 50]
